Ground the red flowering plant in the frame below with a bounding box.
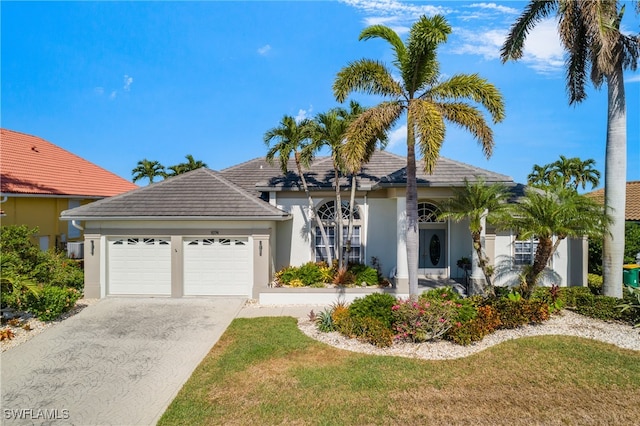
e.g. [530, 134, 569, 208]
[392, 296, 461, 343]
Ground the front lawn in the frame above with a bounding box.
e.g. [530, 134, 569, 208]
[159, 317, 640, 425]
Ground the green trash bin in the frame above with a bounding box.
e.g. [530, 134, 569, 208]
[623, 265, 640, 288]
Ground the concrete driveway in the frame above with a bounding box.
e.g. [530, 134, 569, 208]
[1, 297, 245, 425]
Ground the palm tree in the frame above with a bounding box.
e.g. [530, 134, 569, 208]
[527, 163, 556, 188]
[506, 186, 611, 298]
[529, 156, 601, 191]
[561, 157, 600, 191]
[131, 159, 165, 184]
[334, 15, 505, 297]
[501, 0, 639, 298]
[264, 115, 333, 265]
[438, 178, 511, 295]
[165, 155, 207, 177]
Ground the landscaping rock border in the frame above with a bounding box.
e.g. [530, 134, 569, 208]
[298, 310, 640, 360]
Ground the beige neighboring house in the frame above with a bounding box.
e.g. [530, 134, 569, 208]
[61, 151, 588, 303]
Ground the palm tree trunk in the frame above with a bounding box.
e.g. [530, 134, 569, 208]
[527, 237, 553, 297]
[294, 152, 333, 266]
[346, 174, 357, 262]
[335, 167, 343, 270]
[406, 118, 419, 298]
[602, 65, 626, 299]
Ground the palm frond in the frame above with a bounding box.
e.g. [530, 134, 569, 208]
[333, 59, 404, 103]
[427, 74, 505, 123]
[403, 15, 450, 95]
[409, 99, 445, 174]
[342, 101, 403, 173]
[359, 25, 407, 67]
[435, 102, 494, 158]
[501, 0, 557, 62]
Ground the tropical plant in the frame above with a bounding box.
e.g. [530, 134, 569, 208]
[264, 115, 333, 265]
[334, 15, 505, 297]
[505, 186, 611, 298]
[501, 0, 639, 298]
[528, 155, 600, 191]
[164, 154, 207, 177]
[131, 159, 165, 184]
[438, 178, 510, 295]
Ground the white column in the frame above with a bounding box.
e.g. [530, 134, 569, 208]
[396, 197, 408, 280]
[470, 214, 486, 280]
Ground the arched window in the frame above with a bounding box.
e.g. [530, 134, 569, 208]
[418, 202, 444, 223]
[315, 200, 362, 263]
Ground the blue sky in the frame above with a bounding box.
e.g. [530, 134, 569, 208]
[2, 1, 638, 189]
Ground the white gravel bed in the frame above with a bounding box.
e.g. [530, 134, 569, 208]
[0, 299, 99, 353]
[298, 310, 640, 360]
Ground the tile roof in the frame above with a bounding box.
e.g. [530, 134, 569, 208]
[1, 128, 137, 197]
[586, 181, 640, 221]
[220, 150, 514, 195]
[61, 168, 290, 220]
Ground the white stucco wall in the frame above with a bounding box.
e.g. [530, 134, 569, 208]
[366, 198, 397, 277]
[448, 219, 473, 280]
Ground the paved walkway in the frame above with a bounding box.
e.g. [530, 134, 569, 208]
[1, 298, 245, 426]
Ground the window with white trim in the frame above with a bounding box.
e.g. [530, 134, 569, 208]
[314, 200, 361, 263]
[514, 238, 538, 266]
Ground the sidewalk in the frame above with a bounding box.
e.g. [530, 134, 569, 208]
[236, 303, 329, 319]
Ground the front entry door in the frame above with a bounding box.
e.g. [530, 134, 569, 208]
[419, 229, 446, 269]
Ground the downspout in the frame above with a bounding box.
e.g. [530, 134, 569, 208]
[0, 196, 7, 203]
[71, 220, 84, 231]
[363, 193, 368, 264]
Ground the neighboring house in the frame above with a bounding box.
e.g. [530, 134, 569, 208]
[1, 128, 138, 255]
[61, 151, 587, 301]
[587, 181, 640, 223]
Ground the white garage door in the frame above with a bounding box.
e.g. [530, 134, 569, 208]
[108, 237, 172, 295]
[183, 237, 251, 296]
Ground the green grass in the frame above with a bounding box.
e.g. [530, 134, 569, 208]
[159, 317, 640, 426]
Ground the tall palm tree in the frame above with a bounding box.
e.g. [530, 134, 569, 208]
[131, 159, 165, 184]
[530, 156, 601, 191]
[334, 15, 505, 297]
[527, 163, 555, 188]
[506, 186, 611, 298]
[438, 178, 511, 295]
[563, 157, 600, 191]
[501, 0, 639, 297]
[264, 115, 333, 265]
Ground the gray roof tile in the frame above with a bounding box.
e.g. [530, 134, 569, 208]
[61, 168, 289, 219]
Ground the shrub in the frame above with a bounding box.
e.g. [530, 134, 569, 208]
[572, 292, 628, 322]
[349, 264, 379, 286]
[420, 287, 478, 324]
[333, 268, 356, 286]
[446, 305, 502, 346]
[392, 298, 459, 342]
[558, 286, 593, 308]
[619, 285, 640, 327]
[489, 298, 550, 329]
[348, 293, 396, 329]
[331, 303, 353, 335]
[353, 316, 394, 348]
[297, 262, 324, 286]
[531, 285, 564, 313]
[288, 278, 305, 288]
[274, 266, 297, 286]
[5, 285, 81, 321]
[587, 274, 603, 295]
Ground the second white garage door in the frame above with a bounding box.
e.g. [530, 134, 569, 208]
[183, 237, 251, 296]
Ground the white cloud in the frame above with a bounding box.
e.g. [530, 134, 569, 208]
[452, 18, 564, 74]
[109, 91, 117, 100]
[625, 74, 640, 83]
[342, 0, 449, 34]
[386, 124, 406, 150]
[257, 44, 272, 56]
[295, 105, 313, 123]
[468, 2, 518, 15]
[123, 75, 133, 91]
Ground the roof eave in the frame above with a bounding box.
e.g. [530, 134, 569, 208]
[60, 215, 292, 222]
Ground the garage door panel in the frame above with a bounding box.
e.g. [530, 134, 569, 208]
[183, 238, 251, 296]
[108, 238, 171, 295]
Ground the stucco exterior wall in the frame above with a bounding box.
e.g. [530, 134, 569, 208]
[448, 219, 473, 280]
[366, 198, 397, 277]
[2, 196, 92, 249]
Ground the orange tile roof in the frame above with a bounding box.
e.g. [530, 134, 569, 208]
[1, 128, 138, 197]
[586, 181, 640, 221]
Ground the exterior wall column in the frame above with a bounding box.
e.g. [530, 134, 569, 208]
[82, 233, 102, 299]
[252, 233, 271, 299]
[170, 236, 183, 298]
[395, 197, 409, 291]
